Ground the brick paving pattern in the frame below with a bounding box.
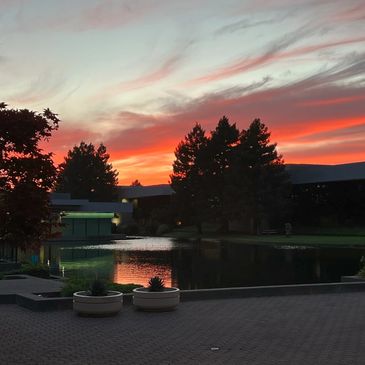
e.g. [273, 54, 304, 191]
[1, 292, 365, 364]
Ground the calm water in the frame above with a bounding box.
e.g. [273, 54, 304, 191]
[43, 237, 365, 289]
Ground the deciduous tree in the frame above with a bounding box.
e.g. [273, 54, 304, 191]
[0, 102, 60, 248]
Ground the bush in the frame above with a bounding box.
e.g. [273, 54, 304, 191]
[109, 282, 142, 292]
[121, 224, 140, 235]
[156, 224, 171, 236]
[61, 278, 89, 297]
[20, 263, 50, 278]
[358, 257, 365, 278]
[61, 277, 142, 297]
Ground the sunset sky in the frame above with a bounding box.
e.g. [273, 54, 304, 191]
[1, 0, 365, 184]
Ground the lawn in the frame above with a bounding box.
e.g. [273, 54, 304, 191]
[164, 226, 365, 246]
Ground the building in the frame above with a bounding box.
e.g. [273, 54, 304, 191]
[286, 162, 365, 228]
[51, 193, 133, 238]
[286, 161, 365, 185]
[117, 184, 174, 222]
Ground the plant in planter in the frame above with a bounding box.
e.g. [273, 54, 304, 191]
[73, 279, 123, 316]
[148, 276, 165, 291]
[133, 276, 180, 311]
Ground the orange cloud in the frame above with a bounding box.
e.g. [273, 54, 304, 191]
[43, 53, 365, 185]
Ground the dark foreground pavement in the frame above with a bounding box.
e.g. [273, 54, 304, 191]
[1, 292, 365, 365]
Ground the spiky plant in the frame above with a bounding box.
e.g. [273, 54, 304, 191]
[148, 276, 165, 292]
[89, 279, 108, 296]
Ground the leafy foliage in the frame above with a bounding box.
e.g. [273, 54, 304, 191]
[20, 263, 50, 278]
[56, 142, 118, 202]
[61, 277, 141, 297]
[148, 276, 165, 291]
[0, 103, 60, 248]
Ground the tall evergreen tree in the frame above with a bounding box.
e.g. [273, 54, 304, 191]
[206, 116, 240, 232]
[231, 119, 290, 233]
[170, 124, 208, 233]
[56, 142, 118, 202]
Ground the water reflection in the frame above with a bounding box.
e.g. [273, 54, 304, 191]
[41, 237, 365, 289]
[113, 261, 173, 287]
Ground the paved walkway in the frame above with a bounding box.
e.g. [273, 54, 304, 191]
[0, 275, 63, 295]
[1, 291, 365, 364]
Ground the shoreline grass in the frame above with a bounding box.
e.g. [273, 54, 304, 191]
[163, 227, 365, 247]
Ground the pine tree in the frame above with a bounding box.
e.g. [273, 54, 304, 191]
[170, 124, 208, 233]
[206, 116, 240, 232]
[232, 119, 290, 234]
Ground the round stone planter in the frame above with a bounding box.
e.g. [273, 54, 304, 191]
[133, 287, 180, 311]
[73, 291, 123, 316]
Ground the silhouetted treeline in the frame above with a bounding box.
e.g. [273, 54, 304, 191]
[170, 117, 291, 234]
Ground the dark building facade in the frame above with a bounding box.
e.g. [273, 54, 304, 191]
[286, 162, 365, 229]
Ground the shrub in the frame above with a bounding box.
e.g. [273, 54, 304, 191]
[156, 224, 171, 236]
[358, 257, 365, 278]
[61, 278, 89, 297]
[108, 282, 142, 292]
[20, 263, 50, 278]
[61, 277, 142, 297]
[148, 276, 165, 292]
[121, 224, 140, 235]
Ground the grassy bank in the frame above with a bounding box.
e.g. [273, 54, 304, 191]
[164, 226, 365, 246]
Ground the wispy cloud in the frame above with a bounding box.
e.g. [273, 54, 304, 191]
[186, 33, 365, 86]
[102, 41, 193, 95]
[332, 2, 365, 22]
[214, 17, 281, 36]
[10, 0, 161, 33]
[5, 71, 71, 105]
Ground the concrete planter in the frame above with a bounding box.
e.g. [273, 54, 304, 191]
[73, 291, 123, 316]
[133, 287, 180, 311]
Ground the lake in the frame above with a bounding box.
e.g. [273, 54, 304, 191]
[43, 237, 365, 289]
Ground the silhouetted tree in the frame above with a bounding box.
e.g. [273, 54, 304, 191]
[206, 116, 240, 232]
[170, 124, 209, 233]
[0, 102, 60, 248]
[131, 180, 142, 186]
[231, 119, 291, 234]
[56, 142, 118, 201]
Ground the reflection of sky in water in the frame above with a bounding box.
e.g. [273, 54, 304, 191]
[113, 261, 173, 287]
[67, 237, 193, 252]
[45, 236, 365, 288]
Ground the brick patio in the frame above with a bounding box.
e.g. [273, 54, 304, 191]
[1, 291, 365, 364]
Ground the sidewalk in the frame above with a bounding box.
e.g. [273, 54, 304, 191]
[0, 275, 63, 295]
[1, 291, 365, 364]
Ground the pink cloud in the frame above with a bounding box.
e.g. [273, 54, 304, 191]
[186, 36, 365, 86]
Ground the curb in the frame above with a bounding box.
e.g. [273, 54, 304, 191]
[2, 281, 365, 311]
[180, 281, 365, 301]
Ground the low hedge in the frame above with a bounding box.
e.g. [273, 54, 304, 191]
[61, 277, 142, 297]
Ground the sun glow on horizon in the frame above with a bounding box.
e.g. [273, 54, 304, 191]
[3, 0, 365, 184]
